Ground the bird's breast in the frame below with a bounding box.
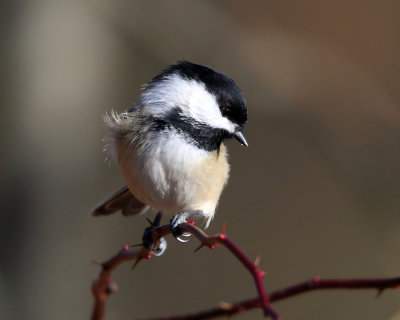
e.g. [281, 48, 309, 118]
[115, 132, 230, 219]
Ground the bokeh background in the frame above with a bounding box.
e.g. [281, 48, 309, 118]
[2, 1, 400, 319]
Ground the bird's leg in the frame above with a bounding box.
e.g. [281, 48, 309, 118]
[142, 212, 167, 256]
[170, 210, 202, 243]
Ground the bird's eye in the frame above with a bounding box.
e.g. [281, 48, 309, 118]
[221, 106, 231, 116]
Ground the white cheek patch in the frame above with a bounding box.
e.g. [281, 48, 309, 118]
[140, 74, 236, 133]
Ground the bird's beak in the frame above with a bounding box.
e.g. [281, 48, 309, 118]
[233, 131, 248, 147]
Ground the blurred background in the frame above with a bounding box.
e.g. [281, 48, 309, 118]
[1, 1, 400, 319]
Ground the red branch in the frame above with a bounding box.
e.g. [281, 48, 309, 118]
[91, 222, 280, 319]
[91, 221, 400, 320]
[179, 223, 279, 319]
[91, 224, 171, 320]
[145, 276, 400, 319]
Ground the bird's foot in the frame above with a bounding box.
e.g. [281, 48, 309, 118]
[170, 211, 202, 243]
[142, 212, 167, 256]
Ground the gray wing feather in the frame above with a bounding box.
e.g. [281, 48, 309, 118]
[90, 185, 149, 216]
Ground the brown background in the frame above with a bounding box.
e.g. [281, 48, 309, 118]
[2, 1, 400, 319]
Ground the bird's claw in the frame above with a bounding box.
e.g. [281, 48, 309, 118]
[152, 237, 167, 256]
[176, 233, 191, 243]
[170, 211, 202, 242]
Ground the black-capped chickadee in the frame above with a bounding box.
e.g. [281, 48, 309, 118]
[91, 61, 248, 241]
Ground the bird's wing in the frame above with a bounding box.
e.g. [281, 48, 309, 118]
[90, 185, 150, 216]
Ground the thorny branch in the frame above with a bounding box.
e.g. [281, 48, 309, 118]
[144, 276, 400, 320]
[91, 216, 400, 320]
[91, 215, 279, 320]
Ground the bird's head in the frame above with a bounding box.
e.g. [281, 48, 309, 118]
[138, 61, 248, 150]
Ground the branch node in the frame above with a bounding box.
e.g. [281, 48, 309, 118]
[102, 262, 111, 271]
[257, 270, 266, 278]
[218, 233, 227, 241]
[312, 275, 321, 284]
[105, 282, 118, 295]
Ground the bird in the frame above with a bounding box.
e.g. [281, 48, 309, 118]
[91, 61, 248, 244]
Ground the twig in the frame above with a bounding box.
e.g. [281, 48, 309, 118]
[179, 224, 279, 319]
[91, 220, 280, 319]
[91, 220, 400, 320]
[144, 276, 400, 319]
[91, 222, 171, 320]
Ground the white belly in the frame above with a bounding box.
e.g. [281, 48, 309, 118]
[116, 133, 230, 222]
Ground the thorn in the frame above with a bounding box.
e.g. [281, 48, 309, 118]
[218, 301, 234, 311]
[150, 238, 159, 252]
[254, 254, 261, 267]
[194, 243, 205, 252]
[130, 243, 142, 248]
[153, 212, 162, 226]
[131, 258, 142, 270]
[146, 217, 154, 226]
[222, 222, 227, 235]
[376, 288, 384, 298]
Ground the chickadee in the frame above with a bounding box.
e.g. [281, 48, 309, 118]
[91, 61, 248, 241]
